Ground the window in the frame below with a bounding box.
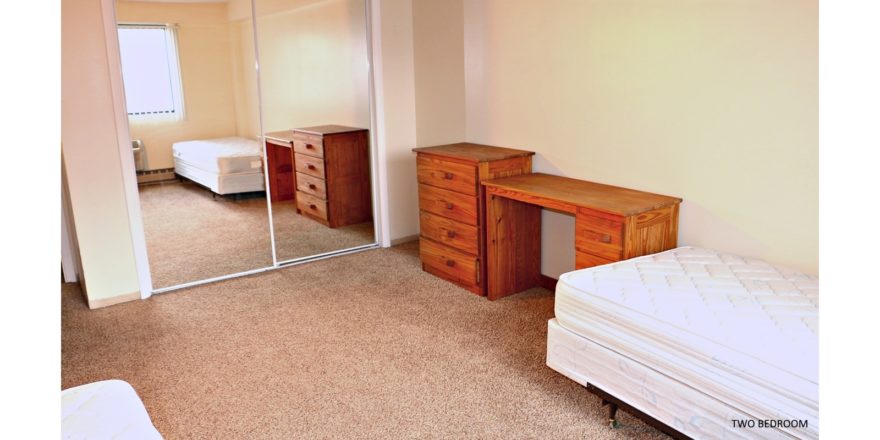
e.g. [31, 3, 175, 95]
[117, 24, 184, 119]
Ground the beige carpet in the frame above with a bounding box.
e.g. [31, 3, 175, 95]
[271, 200, 375, 262]
[138, 180, 374, 288]
[61, 242, 667, 439]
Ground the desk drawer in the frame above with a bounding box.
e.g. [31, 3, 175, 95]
[417, 155, 478, 196]
[576, 251, 616, 270]
[575, 209, 624, 260]
[295, 153, 326, 179]
[420, 238, 479, 288]
[293, 139, 324, 158]
[418, 184, 478, 226]
[297, 191, 328, 221]
[296, 172, 327, 199]
[419, 211, 478, 255]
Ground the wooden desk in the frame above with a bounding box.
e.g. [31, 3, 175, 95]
[482, 173, 682, 300]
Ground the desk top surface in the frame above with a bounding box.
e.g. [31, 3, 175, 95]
[265, 125, 366, 143]
[264, 130, 295, 143]
[413, 143, 535, 163]
[482, 173, 681, 216]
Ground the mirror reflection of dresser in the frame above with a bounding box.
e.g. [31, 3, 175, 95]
[256, 0, 376, 264]
[265, 126, 372, 228]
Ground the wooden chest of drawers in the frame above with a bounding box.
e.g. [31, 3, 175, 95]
[412, 143, 535, 295]
[272, 125, 372, 228]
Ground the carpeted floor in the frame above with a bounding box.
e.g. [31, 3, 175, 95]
[271, 200, 375, 262]
[138, 180, 374, 288]
[61, 242, 667, 439]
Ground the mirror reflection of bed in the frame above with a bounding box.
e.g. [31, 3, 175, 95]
[117, 0, 376, 289]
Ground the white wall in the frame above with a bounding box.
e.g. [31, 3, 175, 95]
[373, 0, 419, 242]
[462, 0, 818, 275]
[253, 0, 371, 134]
[62, 0, 142, 305]
[412, 0, 466, 147]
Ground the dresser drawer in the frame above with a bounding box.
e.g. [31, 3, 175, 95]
[296, 172, 326, 199]
[418, 184, 478, 226]
[575, 209, 624, 261]
[419, 211, 479, 255]
[420, 238, 479, 288]
[417, 155, 478, 196]
[293, 138, 324, 158]
[295, 153, 325, 179]
[296, 191, 328, 221]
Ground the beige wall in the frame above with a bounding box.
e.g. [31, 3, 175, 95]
[252, 0, 370, 134]
[61, 0, 816, 310]
[412, 0, 466, 147]
[62, 0, 141, 304]
[117, 1, 242, 170]
[229, 17, 261, 138]
[375, 0, 420, 242]
[461, 0, 818, 275]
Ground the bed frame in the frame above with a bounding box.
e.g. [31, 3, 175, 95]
[587, 383, 690, 439]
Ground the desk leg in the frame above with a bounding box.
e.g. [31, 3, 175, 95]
[486, 192, 542, 300]
[290, 146, 300, 213]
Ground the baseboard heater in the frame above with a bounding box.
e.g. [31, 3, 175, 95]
[137, 168, 176, 184]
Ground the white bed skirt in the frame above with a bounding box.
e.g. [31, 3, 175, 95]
[174, 158, 265, 195]
[547, 318, 809, 439]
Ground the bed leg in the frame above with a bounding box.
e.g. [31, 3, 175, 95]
[607, 403, 620, 429]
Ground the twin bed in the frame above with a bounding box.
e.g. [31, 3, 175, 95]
[172, 137, 265, 195]
[547, 246, 818, 439]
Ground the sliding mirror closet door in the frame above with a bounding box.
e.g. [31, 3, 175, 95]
[116, 0, 273, 289]
[254, 0, 376, 262]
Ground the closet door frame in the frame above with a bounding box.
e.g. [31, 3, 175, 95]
[100, 0, 387, 296]
[101, 0, 153, 299]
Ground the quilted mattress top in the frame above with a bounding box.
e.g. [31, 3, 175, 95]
[555, 247, 818, 413]
[172, 137, 263, 174]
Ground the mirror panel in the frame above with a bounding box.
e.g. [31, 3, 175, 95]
[116, 0, 273, 289]
[254, 0, 376, 262]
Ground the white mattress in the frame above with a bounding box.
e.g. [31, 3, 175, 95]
[172, 137, 263, 175]
[552, 247, 818, 439]
[61, 380, 163, 439]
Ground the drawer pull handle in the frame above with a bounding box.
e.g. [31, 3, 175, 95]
[309, 204, 318, 210]
[600, 234, 612, 243]
[443, 172, 454, 180]
[308, 184, 317, 190]
[305, 144, 314, 150]
[445, 202, 454, 210]
[307, 164, 316, 170]
[445, 259, 456, 267]
[446, 230, 456, 238]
